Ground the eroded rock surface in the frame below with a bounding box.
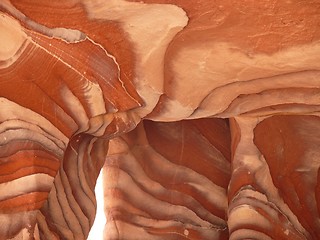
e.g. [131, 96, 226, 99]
[0, 0, 320, 239]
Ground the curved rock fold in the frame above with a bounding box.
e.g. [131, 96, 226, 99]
[1, 0, 320, 239]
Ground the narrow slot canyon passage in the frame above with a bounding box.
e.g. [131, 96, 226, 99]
[1, 0, 320, 239]
[93, 115, 320, 239]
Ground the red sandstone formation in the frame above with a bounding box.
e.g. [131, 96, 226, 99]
[0, 0, 320, 239]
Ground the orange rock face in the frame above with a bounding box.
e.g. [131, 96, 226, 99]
[0, 0, 320, 239]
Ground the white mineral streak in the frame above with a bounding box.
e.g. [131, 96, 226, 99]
[0, 98, 69, 145]
[0, 0, 85, 43]
[81, 0, 188, 118]
[27, 22, 85, 43]
[0, 13, 29, 67]
[0, 173, 54, 201]
[231, 116, 309, 237]
[86, 37, 142, 108]
[165, 41, 320, 120]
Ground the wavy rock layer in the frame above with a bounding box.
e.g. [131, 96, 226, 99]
[254, 115, 320, 239]
[1, 0, 320, 239]
[0, 2, 142, 239]
[104, 119, 231, 240]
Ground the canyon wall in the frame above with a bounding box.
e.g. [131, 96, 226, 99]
[1, 0, 320, 239]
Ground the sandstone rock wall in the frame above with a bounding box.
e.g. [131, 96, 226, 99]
[0, 0, 320, 239]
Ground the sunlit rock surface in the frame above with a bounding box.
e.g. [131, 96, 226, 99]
[0, 0, 320, 239]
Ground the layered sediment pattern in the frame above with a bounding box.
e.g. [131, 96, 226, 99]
[1, 0, 320, 239]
